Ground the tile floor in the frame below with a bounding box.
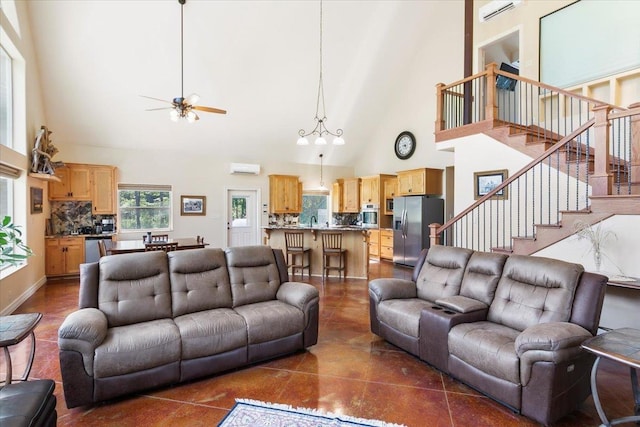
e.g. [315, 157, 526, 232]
[1, 259, 636, 426]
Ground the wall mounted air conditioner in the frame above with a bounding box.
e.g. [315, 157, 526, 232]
[479, 0, 521, 22]
[230, 163, 261, 175]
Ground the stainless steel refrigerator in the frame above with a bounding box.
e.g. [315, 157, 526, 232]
[393, 196, 444, 267]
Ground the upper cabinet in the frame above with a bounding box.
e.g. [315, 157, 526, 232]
[342, 178, 360, 213]
[49, 163, 117, 214]
[383, 178, 398, 215]
[332, 180, 344, 213]
[91, 166, 116, 215]
[361, 174, 396, 207]
[49, 164, 91, 200]
[269, 175, 302, 213]
[396, 168, 443, 196]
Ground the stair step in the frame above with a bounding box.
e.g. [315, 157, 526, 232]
[534, 223, 562, 229]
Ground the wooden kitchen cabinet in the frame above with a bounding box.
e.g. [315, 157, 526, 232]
[48, 164, 91, 200]
[332, 180, 344, 213]
[380, 229, 394, 260]
[342, 178, 360, 213]
[368, 229, 380, 258]
[397, 168, 443, 196]
[360, 176, 380, 205]
[46, 237, 84, 276]
[383, 179, 397, 215]
[269, 175, 302, 213]
[91, 166, 116, 214]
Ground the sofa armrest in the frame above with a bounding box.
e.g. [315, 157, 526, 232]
[515, 322, 592, 385]
[369, 278, 417, 303]
[58, 308, 108, 376]
[277, 281, 319, 313]
[435, 295, 488, 313]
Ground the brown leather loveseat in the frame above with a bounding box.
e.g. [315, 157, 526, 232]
[58, 245, 319, 408]
[369, 245, 607, 425]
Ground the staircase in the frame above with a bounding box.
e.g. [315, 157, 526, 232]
[432, 63, 640, 255]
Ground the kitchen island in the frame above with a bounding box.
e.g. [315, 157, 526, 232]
[263, 226, 370, 279]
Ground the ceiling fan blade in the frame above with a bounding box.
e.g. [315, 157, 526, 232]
[185, 93, 200, 105]
[193, 105, 227, 114]
[145, 107, 174, 111]
[140, 95, 173, 104]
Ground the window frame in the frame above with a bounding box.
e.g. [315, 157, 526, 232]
[0, 44, 12, 149]
[117, 184, 173, 233]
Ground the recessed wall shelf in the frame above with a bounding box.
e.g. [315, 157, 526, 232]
[29, 172, 61, 182]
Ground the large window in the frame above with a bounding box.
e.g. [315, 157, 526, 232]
[1, 45, 12, 148]
[300, 193, 329, 226]
[118, 184, 172, 232]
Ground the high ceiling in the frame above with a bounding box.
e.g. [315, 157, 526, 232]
[26, 0, 463, 167]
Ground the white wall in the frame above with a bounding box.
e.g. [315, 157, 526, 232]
[1, 0, 49, 314]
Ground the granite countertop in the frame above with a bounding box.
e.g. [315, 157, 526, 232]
[264, 225, 368, 231]
[46, 233, 116, 238]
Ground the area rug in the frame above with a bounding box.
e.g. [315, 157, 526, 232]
[218, 399, 406, 427]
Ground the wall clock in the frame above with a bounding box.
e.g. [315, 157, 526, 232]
[394, 131, 416, 160]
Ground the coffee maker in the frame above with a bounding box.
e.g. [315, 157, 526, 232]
[101, 218, 115, 234]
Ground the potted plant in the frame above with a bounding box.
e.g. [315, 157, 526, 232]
[0, 216, 34, 266]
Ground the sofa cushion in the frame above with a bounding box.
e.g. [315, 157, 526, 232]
[225, 246, 281, 307]
[234, 300, 304, 344]
[174, 308, 247, 360]
[94, 318, 181, 378]
[98, 251, 172, 327]
[377, 298, 435, 338]
[449, 321, 521, 384]
[168, 248, 233, 317]
[415, 246, 473, 303]
[435, 295, 487, 313]
[460, 252, 507, 305]
[488, 255, 584, 332]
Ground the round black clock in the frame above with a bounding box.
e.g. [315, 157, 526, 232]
[394, 131, 416, 160]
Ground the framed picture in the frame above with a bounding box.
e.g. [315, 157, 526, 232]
[180, 195, 206, 216]
[474, 169, 509, 200]
[31, 187, 44, 214]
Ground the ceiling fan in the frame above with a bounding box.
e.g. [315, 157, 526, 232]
[142, 0, 226, 122]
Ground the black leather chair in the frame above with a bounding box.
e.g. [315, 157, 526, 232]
[0, 379, 57, 426]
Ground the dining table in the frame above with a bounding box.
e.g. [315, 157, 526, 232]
[108, 238, 208, 255]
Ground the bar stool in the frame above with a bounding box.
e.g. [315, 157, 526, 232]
[322, 232, 346, 282]
[284, 231, 311, 278]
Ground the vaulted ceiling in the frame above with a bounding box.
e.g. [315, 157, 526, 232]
[26, 0, 463, 167]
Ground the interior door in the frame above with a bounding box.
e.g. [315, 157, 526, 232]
[227, 189, 259, 247]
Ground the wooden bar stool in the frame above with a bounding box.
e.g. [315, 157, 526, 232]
[285, 231, 311, 278]
[322, 232, 346, 282]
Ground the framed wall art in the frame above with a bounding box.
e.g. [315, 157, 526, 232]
[31, 187, 44, 214]
[474, 169, 508, 200]
[180, 195, 206, 216]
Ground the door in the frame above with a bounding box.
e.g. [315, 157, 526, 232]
[227, 189, 259, 247]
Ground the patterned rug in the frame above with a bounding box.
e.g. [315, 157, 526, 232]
[218, 399, 406, 427]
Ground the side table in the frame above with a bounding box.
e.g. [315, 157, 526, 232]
[581, 327, 640, 426]
[0, 312, 43, 385]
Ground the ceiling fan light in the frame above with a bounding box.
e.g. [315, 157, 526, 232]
[297, 137, 309, 146]
[186, 111, 198, 123]
[170, 109, 180, 121]
[333, 136, 345, 145]
[315, 136, 327, 145]
[185, 93, 200, 105]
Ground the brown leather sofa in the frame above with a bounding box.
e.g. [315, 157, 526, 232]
[369, 245, 607, 426]
[58, 246, 319, 408]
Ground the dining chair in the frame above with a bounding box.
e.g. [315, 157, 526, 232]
[144, 242, 178, 252]
[97, 240, 107, 258]
[284, 231, 311, 278]
[321, 232, 346, 282]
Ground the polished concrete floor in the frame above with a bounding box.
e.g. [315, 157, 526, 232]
[2, 259, 636, 426]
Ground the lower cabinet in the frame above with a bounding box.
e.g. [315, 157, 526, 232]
[380, 229, 393, 260]
[46, 237, 85, 276]
[369, 229, 380, 259]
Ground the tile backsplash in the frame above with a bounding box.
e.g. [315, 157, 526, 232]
[50, 201, 115, 235]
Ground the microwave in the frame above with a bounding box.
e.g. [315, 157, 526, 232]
[360, 204, 379, 228]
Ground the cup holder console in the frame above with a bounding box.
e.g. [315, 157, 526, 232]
[444, 310, 456, 315]
[431, 306, 443, 310]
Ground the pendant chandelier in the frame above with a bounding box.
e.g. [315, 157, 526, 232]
[318, 153, 327, 190]
[297, 0, 345, 146]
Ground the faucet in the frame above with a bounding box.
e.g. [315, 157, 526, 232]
[310, 215, 317, 226]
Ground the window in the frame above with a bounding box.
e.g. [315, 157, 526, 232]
[0, 176, 14, 270]
[1, 45, 12, 148]
[300, 193, 329, 226]
[231, 195, 247, 226]
[118, 184, 172, 231]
